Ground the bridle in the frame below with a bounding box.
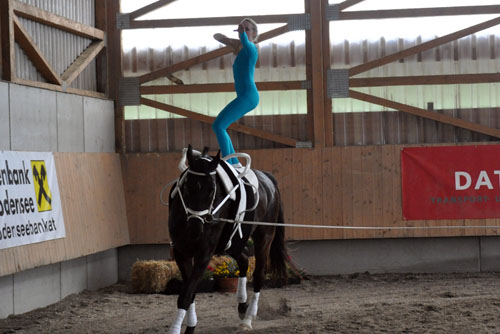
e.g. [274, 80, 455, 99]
[174, 163, 240, 225]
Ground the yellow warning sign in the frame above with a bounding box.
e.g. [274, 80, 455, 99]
[31, 160, 53, 212]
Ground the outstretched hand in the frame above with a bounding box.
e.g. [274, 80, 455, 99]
[237, 23, 244, 34]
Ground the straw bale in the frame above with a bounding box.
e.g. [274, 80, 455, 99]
[130, 260, 180, 293]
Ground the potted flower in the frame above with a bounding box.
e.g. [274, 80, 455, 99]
[212, 256, 240, 292]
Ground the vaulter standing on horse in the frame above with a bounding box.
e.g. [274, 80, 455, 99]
[212, 19, 259, 166]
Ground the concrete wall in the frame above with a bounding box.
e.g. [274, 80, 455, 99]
[0, 249, 118, 318]
[0, 81, 117, 319]
[116, 237, 500, 283]
[118, 244, 173, 282]
[288, 236, 500, 275]
[0, 82, 114, 153]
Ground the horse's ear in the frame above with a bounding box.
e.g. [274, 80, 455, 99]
[187, 144, 194, 165]
[209, 150, 221, 170]
[202, 146, 209, 156]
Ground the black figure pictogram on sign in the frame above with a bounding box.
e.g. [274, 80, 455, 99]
[31, 161, 52, 212]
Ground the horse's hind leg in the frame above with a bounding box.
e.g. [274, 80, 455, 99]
[240, 227, 275, 330]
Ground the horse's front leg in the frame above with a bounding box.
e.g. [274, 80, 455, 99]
[169, 251, 209, 334]
[230, 250, 250, 319]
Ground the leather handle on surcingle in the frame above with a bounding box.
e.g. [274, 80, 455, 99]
[223, 153, 251, 178]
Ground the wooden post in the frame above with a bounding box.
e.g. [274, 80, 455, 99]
[1, 0, 15, 81]
[95, 0, 107, 94]
[305, 0, 326, 148]
[322, 0, 333, 146]
[107, 0, 125, 153]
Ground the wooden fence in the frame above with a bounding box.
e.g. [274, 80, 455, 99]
[122, 144, 500, 245]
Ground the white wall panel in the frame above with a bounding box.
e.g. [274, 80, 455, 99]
[83, 97, 115, 152]
[0, 81, 9, 150]
[10, 84, 57, 151]
[57, 93, 84, 152]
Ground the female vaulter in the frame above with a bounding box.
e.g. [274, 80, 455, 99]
[212, 18, 259, 166]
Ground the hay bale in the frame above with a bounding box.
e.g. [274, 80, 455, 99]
[130, 260, 180, 293]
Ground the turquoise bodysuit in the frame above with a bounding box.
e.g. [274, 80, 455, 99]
[212, 31, 259, 165]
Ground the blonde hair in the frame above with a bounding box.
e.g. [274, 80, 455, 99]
[240, 18, 259, 42]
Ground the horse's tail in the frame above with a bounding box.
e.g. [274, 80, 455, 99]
[268, 203, 289, 280]
[266, 173, 305, 282]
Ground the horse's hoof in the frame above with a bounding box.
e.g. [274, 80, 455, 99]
[238, 302, 249, 320]
[239, 322, 252, 331]
[184, 326, 196, 334]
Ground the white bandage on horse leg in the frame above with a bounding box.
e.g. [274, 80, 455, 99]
[237, 277, 247, 303]
[186, 302, 197, 327]
[247, 292, 260, 317]
[240, 292, 261, 329]
[168, 308, 186, 334]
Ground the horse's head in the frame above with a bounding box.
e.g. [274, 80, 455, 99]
[178, 145, 221, 238]
[186, 145, 220, 175]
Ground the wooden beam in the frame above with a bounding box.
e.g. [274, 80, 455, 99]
[350, 73, 500, 87]
[12, 78, 107, 99]
[306, 0, 326, 148]
[349, 15, 500, 77]
[138, 24, 290, 84]
[140, 81, 307, 94]
[337, 0, 365, 11]
[13, 16, 62, 85]
[61, 41, 105, 87]
[140, 97, 298, 147]
[129, 0, 177, 20]
[13, 1, 105, 40]
[338, 6, 500, 20]
[0, 0, 15, 81]
[128, 14, 302, 29]
[349, 90, 500, 138]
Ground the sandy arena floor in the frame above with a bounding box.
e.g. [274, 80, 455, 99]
[1, 272, 500, 333]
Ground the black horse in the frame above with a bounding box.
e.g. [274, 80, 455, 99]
[167, 146, 291, 334]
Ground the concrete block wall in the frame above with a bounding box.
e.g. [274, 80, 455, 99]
[116, 236, 500, 284]
[0, 82, 115, 153]
[0, 81, 117, 319]
[289, 236, 500, 275]
[0, 249, 118, 318]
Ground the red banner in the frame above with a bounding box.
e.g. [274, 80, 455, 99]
[401, 145, 500, 220]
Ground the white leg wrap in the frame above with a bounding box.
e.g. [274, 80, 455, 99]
[240, 292, 260, 329]
[247, 292, 260, 318]
[186, 302, 197, 327]
[236, 277, 247, 303]
[169, 308, 186, 334]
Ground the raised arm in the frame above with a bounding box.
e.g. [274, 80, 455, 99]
[213, 33, 241, 54]
[237, 24, 253, 50]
